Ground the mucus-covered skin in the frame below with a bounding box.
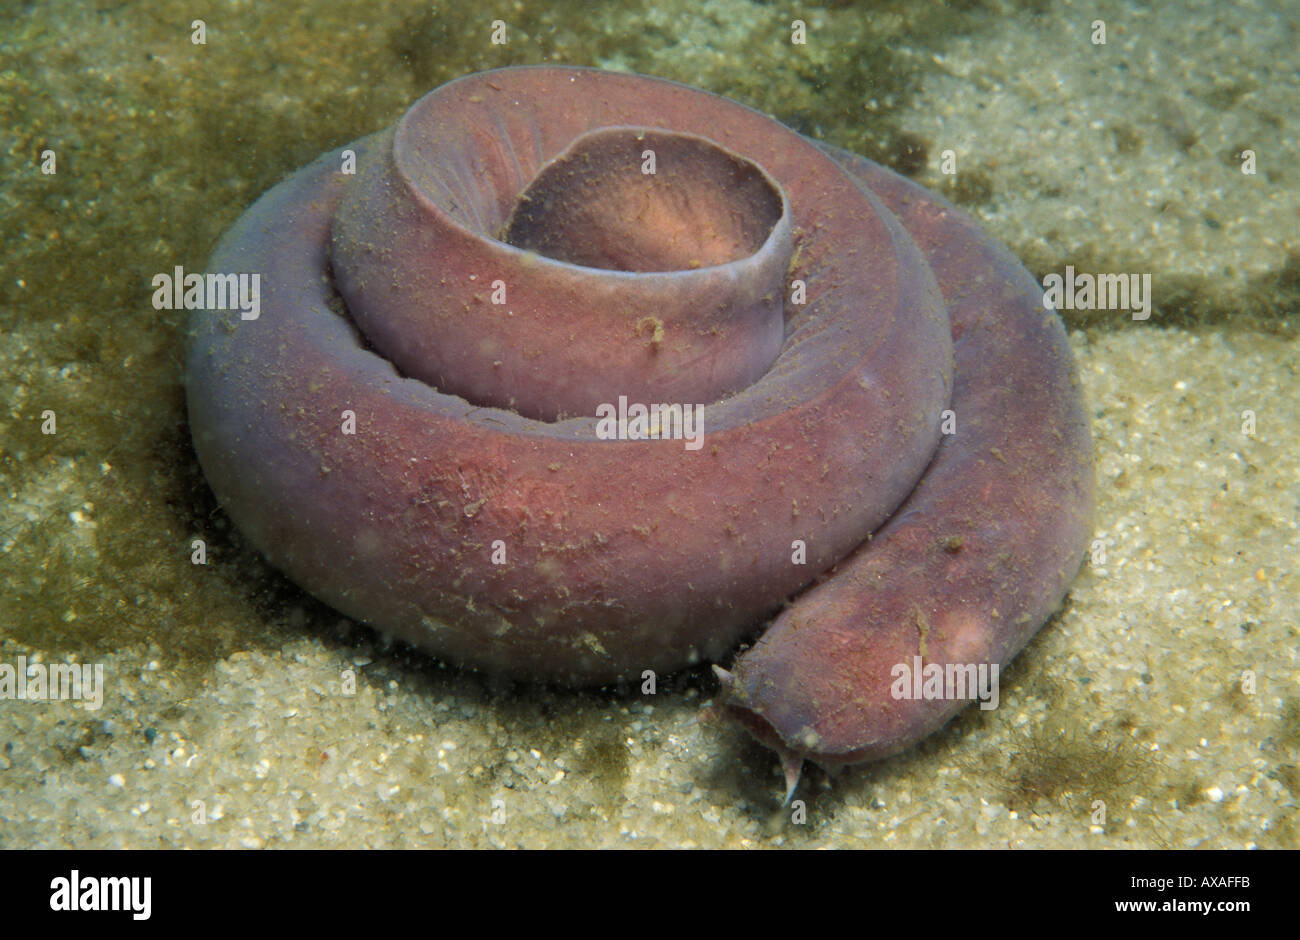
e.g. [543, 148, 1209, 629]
[185, 66, 1092, 782]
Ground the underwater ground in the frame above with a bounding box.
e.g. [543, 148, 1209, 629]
[1, 0, 1297, 847]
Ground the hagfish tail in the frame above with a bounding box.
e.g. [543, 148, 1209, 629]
[185, 66, 1093, 786]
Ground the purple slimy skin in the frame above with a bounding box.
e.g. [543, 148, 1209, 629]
[185, 66, 1092, 777]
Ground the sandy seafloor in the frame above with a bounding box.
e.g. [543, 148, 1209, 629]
[1, 0, 1297, 848]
